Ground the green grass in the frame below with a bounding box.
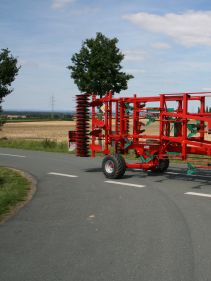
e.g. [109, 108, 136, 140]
[0, 138, 70, 153]
[0, 167, 30, 218]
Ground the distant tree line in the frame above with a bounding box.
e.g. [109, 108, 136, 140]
[2, 111, 74, 121]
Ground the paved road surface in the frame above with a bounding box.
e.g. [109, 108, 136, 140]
[0, 148, 211, 281]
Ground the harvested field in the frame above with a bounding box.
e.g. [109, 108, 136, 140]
[0, 119, 159, 142]
[0, 121, 76, 142]
[0, 119, 210, 142]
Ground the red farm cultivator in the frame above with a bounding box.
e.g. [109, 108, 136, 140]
[69, 91, 211, 178]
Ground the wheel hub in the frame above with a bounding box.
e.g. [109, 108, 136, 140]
[105, 160, 114, 174]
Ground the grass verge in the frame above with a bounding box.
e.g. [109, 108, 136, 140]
[0, 167, 31, 220]
[0, 138, 70, 153]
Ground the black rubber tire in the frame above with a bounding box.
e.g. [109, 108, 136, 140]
[102, 154, 126, 179]
[152, 158, 169, 173]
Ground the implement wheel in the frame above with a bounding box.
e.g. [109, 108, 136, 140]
[102, 154, 126, 179]
[152, 157, 169, 173]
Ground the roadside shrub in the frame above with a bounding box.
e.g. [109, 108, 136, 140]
[42, 139, 57, 149]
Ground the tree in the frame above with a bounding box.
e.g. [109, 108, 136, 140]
[0, 48, 20, 104]
[68, 32, 133, 97]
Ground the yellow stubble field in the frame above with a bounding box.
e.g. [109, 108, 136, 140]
[0, 119, 210, 142]
[0, 121, 76, 142]
[0, 119, 160, 141]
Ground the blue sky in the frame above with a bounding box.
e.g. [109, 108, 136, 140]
[1, 0, 211, 111]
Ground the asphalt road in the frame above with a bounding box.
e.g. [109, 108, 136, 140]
[0, 147, 211, 281]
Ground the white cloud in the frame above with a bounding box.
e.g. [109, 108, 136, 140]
[52, 0, 75, 10]
[151, 42, 171, 49]
[124, 50, 148, 61]
[123, 11, 211, 47]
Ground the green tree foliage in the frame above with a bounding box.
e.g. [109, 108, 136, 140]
[0, 48, 20, 104]
[68, 33, 133, 97]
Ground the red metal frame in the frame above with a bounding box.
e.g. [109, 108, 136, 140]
[72, 91, 211, 171]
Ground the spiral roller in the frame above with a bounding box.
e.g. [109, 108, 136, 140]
[115, 101, 123, 153]
[76, 94, 90, 157]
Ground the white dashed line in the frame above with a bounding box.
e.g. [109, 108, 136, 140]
[0, 153, 26, 158]
[48, 172, 78, 178]
[132, 169, 142, 171]
[105, 180, 145, 188]
[185, 192, 211, 198]
[166, 171, 180, 175]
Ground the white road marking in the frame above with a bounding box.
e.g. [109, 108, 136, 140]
[105, 180, 145, 188]
[166, 171, 180, 175]
[132, 169, 142, 171]
[133, 169, 179, 174]
[48, 172, 78, 178]
[0, 153, 26, 158]
[185, 192, 211, 198]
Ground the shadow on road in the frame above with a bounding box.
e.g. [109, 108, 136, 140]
[146, 167, 211, 189]
[84, 168, 133, 179]
[84, 168, 102, 173]
[84, 166, 211, 189]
